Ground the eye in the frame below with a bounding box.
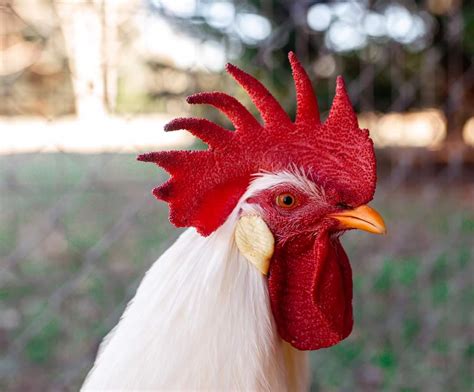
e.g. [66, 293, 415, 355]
[276, 193, 297, 209]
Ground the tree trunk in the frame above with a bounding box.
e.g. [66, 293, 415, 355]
[54, 0, 119, 119]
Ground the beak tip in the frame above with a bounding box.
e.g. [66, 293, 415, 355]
[376, 223, 387, 235]
[330, 204, 387, 236]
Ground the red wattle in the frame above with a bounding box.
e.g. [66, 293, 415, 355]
[268, 231, 353, 350]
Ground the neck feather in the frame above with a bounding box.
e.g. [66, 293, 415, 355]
[83, 207, 309, 391]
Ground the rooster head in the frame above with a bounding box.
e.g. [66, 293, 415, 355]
[138, 52, 386, 351]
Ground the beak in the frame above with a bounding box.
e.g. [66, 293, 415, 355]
[329, 205, 387, 235]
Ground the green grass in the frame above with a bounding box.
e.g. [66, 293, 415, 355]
[0, 153, 472, 391]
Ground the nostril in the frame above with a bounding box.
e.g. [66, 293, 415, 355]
[336, 202, 352, 210]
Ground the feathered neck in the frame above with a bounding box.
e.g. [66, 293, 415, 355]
[82, 206, 309, 391]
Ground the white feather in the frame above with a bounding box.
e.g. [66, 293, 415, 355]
[82, 173, 311, 391]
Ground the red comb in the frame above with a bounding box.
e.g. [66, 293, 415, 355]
[138, 52, 376, 236]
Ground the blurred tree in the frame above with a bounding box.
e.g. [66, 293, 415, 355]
[55, 0, 108, 118]
[148, 0, 473, 145]
[0, 0, 74, 116]
[54, 0, 138, 118]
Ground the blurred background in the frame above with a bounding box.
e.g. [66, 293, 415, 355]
[0, 0, 473, 390]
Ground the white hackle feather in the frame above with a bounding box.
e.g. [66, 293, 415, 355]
[82, 172, 313, 391]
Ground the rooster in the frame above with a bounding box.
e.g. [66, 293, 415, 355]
[82, 52, 386, 391]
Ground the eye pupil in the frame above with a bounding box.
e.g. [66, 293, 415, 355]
[282, 195, 293, 205]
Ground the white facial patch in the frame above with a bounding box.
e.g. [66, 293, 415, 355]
[240, 169, 328, 215]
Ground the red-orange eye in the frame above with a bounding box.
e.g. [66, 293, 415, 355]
[276, 193, 296, 208]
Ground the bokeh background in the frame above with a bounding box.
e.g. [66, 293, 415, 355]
[1, 0, 473, 391]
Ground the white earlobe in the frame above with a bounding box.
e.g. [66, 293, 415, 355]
[234, 215, 274, 275]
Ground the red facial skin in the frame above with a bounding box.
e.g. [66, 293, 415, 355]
[247, 183, 354, 350]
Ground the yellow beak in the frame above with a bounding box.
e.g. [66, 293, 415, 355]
[329, 204, 387, 235]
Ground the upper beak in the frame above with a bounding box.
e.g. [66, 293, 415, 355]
[329, 204, 387, 235]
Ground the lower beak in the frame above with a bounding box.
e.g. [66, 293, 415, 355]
[329, 204, 387, 235]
